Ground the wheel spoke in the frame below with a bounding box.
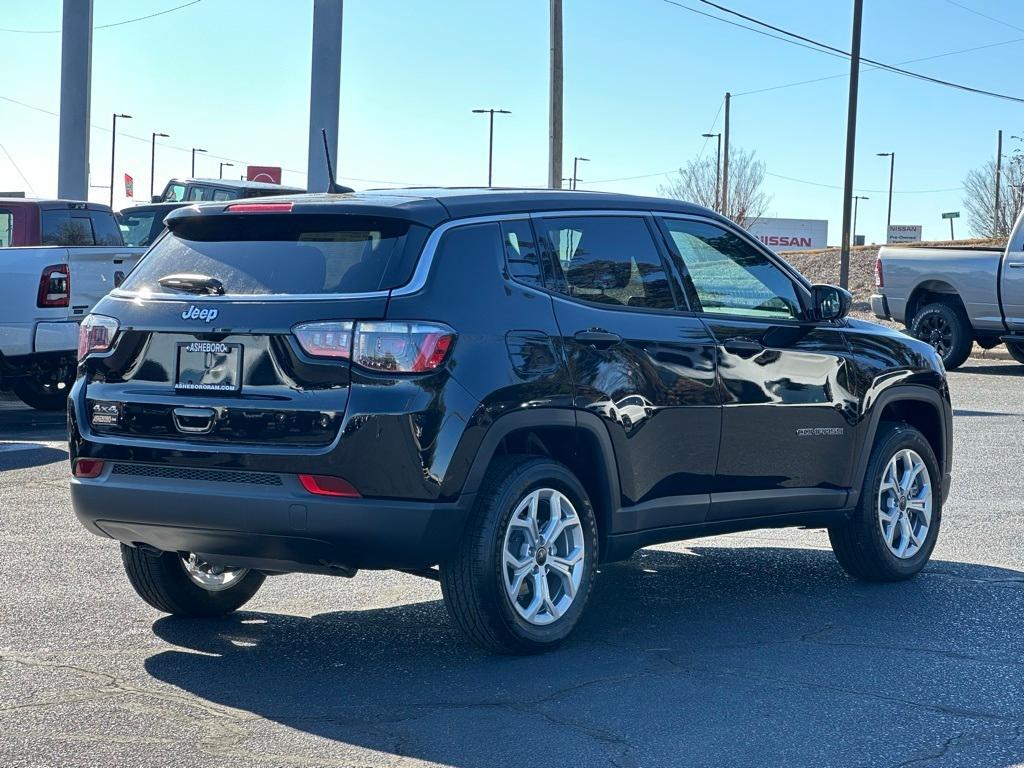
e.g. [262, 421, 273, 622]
[896, 514, 912, 556]
[548, 559, 577, 599]
[540, 573, 560, 619]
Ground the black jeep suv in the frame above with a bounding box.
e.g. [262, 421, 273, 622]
[70, 189, 952, 654]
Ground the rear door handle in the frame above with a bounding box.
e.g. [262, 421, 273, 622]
[1009, 263, 1024, 269]
[574, 329, 622, 348]
[723, 338, 765, 356]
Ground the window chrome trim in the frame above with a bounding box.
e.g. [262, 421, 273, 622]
[390, 213, 530, 297]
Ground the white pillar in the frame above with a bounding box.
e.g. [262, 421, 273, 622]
[307, 0, 343, 193]
[57, 0, 93, 201]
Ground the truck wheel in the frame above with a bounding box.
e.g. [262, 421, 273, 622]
[1004, 341, 1024, 365]
[910, 302, 972, 370]
[11, 379, 72, 411]
[440, 456, 599, 654]
[828, 422, 942, 582]
[120, 544, 265, 617]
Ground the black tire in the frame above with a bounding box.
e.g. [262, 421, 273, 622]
[120, 544, 265, 617]
[910, 301, 972, 370]
[440, 456, 599, 654]
[12, 378, 72, 411]
[1005, 341, 1024, 365]
[829, 422, 942, 582]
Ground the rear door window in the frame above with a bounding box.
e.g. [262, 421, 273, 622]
[0, 209, 12, 247]
[119, 214, 429, 296]
[537, 216, 679, 310]
[211, 189, 234, 201]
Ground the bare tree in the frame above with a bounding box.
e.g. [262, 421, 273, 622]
[963, 155, 1024, 238]
[659, 147, 770, 224]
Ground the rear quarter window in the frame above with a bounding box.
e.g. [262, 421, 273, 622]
[119, 214, 429, 296]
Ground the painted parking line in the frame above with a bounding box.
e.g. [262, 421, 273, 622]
[0, 441, 66, 453]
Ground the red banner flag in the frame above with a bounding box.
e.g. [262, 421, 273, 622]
[124, 173, 134, 198]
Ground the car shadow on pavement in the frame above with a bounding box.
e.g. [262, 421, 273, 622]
[145, 546, 1024, 768]
[0, 445, 68, 471]
[956, 362, 1024, 377]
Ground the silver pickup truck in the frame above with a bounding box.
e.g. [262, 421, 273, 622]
[871, 211, 1024, 369]
[0, 199, 145, 409]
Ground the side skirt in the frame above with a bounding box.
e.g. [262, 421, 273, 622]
[601, 508, 854, 563]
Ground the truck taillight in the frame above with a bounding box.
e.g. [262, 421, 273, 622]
[37, 264, 70, 308]
[77, 315, 120, 360]
[874, 258, 884, 288]
[293, 321, 455, 373]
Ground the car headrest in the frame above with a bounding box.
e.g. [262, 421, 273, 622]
[565, 249, 632, 291]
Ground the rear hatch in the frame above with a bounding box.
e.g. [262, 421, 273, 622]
[82, 206, 430, 449]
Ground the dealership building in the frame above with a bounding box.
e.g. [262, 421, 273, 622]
[744, 218, 829, 252]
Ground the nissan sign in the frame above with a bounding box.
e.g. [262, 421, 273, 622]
[887, 224, 922, 244]
[744, 218, 828, 252]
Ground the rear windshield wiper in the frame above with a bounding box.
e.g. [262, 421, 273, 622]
[158, 273, 225, 296]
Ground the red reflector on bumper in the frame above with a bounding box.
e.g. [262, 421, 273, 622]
[74, 459, 105, 478]
[298, 474, 360, 498]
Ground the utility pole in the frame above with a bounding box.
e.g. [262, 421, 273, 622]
[571, 156, 589, 190]
[472, 108, 511, 187]
[703, 132, 722, 211]
[838, 0, 864, 290]
[877, 152, 894, 241]
[150, 132, 169, 200]
[109, 113, 131, 208]
[721, 92, 731, 218]
[995, 129, 1003, 236]
[548, 0, 563, 189]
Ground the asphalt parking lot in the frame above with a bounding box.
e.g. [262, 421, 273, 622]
[2, 360, 1023, 768]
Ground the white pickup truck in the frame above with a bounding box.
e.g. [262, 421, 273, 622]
[871, 210, 1024, 370]
[0, 199, 145, 409]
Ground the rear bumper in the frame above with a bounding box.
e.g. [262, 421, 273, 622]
[71, 464, 474, 572]
[870, 293, 890, 320]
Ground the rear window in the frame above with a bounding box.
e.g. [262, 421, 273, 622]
[41, 210, 124, 246]
[119, 214, 428, 296]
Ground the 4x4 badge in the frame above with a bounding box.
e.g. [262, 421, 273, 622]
[181, 305, 219, 323]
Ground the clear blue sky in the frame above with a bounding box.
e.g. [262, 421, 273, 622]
[1, 0, 1022, 244]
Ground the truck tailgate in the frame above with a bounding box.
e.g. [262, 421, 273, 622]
[68, 246, 146, 319]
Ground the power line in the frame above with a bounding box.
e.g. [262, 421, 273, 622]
[735, 36, 1024, 97]
[944, 0, 1024, 34]
[664, 0, 1024, 104]
[0, 142, 38, 196]
[764, 171, 961, 195]
[0, 1, 202, 34]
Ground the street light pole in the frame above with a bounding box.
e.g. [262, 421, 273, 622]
[571, 156, 589, 190]
[109, 113, 132, 208]
[852, 195, 869, 245]
[150, 132, 169, 200]
[703, 132, 722, 211]
[191, 147, 207, 177]
[877, 152, 894, 241]
[219, 162, 234, 179]
[472, 108, 510, 187]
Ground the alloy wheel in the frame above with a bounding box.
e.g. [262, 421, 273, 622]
[180, 553, 249, 591]
[501, 488, 586, 626]
[916, 313, 953, 357]
[877, 448, 932, 559]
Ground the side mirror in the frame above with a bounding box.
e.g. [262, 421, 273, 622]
[151, 195, 162, 203]
[811, 283, 852, 322]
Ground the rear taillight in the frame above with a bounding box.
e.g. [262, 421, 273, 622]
[292, 321, 353, 359]
[73, 459, 105, 478]
[293, 321, 455, 373]
[77, 314, 120, 361]
[37, 264, 70, 308]
[298, 474, 360, 497]
[874, 258, 884, 288]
